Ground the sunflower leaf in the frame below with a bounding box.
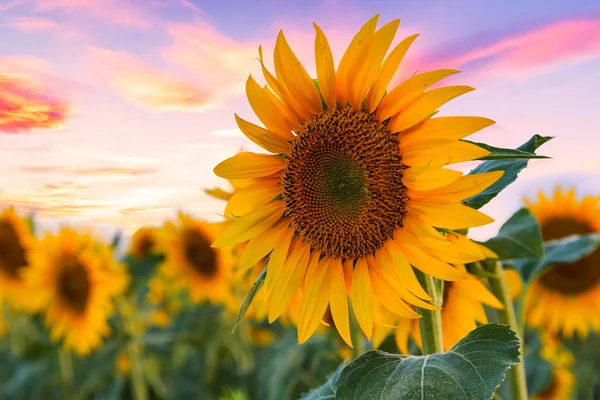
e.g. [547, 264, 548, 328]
[231, 268, 266, 333]
[335, 323, 520, 400]
[300, 360, 346, 399]
[484, 208, 545, 261]
[511, 232, 600, 284]
[467, 140, 550, 160]
[464, 135, 553, 210]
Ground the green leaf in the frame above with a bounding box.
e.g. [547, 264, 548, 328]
[335, 323, 520, 400]
[484, 208, 545, 262]
[514, 233, 600, 283]
[301, 361, 346, 400]
[465, 135, 553, 210]
[466, 140, 550, 160]
[231, 269, 266, 333]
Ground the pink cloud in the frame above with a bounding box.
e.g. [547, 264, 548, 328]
[4, 17, 59, 32]
[20, 164, 158, 176]
[421, 18, 600, 78]
[87, 46, 217, 112]
[0, 75, 71, 133]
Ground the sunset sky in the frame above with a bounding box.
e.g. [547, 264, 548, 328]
[1, 0, 600, 244]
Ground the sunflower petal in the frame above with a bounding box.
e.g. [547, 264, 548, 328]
[411, 171, 504, 202]
[238, 219, 290, 270]
[368, 257, 423, 317]
[389, 85, 475, 132]
[313, 23, 337, 109]
[401, 139, 490, 167]
[351, 19, 400, 109]
[275, 31, 322, 115]
[402, 166, 463, 191]
[336, 15, 379, 105]
[263, 227, 294, 297]
[227, 183, 282, 217]
[212, 201, 285, 247]
[377, 69, 460, 122]
[399, 116, 496, 146]
[214, 152, 285, 180]
[246, 75, 294, 138]
[407, 200, 494, 229]
[403, 214, 451, 248]
[330, 259, 352, 347]
[463, 274, 504, 309]
[268, 240, 310, 322]
[367, 33, 419, 113]
[350, 258, 375, 339]
[298, 259, 332, 344]
[394, 318, 414, 354]
[382, 239, 431, 300]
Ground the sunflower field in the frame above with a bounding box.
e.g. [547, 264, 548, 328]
[2, 14, 600, 400]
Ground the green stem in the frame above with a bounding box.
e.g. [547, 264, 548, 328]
[128, 340, 148, 400]
[415, 270, 444, 354]
[58, 349, 74, 399]
[488, 261, 528, 400]
[350, 312, 366, 359]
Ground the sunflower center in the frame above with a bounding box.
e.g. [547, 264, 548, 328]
[0, 220, 28, 279]
[182, 229, 217, 277]
[136, 235, 154, 259]
[58, 256, 91, 315]
[282, 107, 408, 259]
[538, 218, 600, 294]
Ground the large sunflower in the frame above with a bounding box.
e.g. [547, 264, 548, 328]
[373, 264, 503, 352]
[157, 212, 235, 308]
[23, 227, 129, 355]
[212, 15, 503, 345]
[0, 207, 37, 309]
[525, 187, 600, 338]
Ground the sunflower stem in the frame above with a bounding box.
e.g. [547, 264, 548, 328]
[58, 349, 74, 399]
[128, 339, 148, 400]
[415, 270, 444, 355]
[488, 260, 528, 400]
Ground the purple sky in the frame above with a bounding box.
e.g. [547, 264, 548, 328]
[1, 0, 600, 242]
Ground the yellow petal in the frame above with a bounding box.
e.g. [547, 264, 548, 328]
[367, 33, 419, 113]
[268, 240, 310, 322]
[226, 183, 282, 217]
[401, 139, 490, 167]
[342, 259, 354, 293]
[330, 259, 352, 347]
[399, 116, 496, 147]
[212, 201, 285, 247]
[395, 229, 467, 281]
[298, 260, 332, 344]
[447, 234, 488, 260]
[402, 214, 451, 248]
[350, 258, 375, 339]
[407, 200, 494, 229]
[382, 240, 431, 300]
[262, 86, 303, 132]
[246, 75, 294, 138]
[504, 268, 523, 300]
[402, 166, 463, 191]
[274, 31, 322, 115]
[389, 85, 475, 132]
[238, 219, 290, 270]
[336, 15, 379, 105]
[313, 23, 336, 109]
[263, 227, 294, 297]
[463, 274, 504, 309]
[394, 318, 413, 354]
[477, 241, 499, 259]
[351, 19, 400, 109]
[214, 152, 285, 180]
[377, 69, 460, 122]
[411, 171, 503, 202]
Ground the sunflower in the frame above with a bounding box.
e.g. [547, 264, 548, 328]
[157, 212, 235, 308]
[0, 207, 37, 309]
[23, 227, 129, 355]
[212, 15, 503, 345]
[532, 332, 576, 400]
[524, 187, 600, 338]
[128, 227, 159, 261]
[373, 264, 503, 352]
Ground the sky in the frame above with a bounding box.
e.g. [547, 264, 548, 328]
[1, 0, 600, 244]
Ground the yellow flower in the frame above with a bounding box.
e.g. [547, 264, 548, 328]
[116, 350, 132, 375]
[156, 212, 235, 308]
[374, 265, 503, 352]
[0, 207, 37, 309]
[128, 227, 159, 261]
[505, 267, 523, 300]
[533, 333, 576, 400]
[147, 308, 171, 328]
[524, 187, 600, 338]
[23, 227, 129, 355]
[212, 15, 502, 346]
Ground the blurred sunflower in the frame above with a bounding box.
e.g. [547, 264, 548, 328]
[525, 187, 600, 338]
[0, 299, 6, 336]
[0, 207, 36, 309]
[533, 332, 576, 400]
[157, 212, 235, 308]
[128, 227, 159, 261]
[23, 228, 129, 355]
[373, 264, 503, 352]
[144, 275, 184, 328]
[212, 15, 503, 346]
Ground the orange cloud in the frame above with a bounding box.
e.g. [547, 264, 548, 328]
[422, 18, 600, 78]
[87, 46, 217, 112]
[0, 75, 70, 133]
